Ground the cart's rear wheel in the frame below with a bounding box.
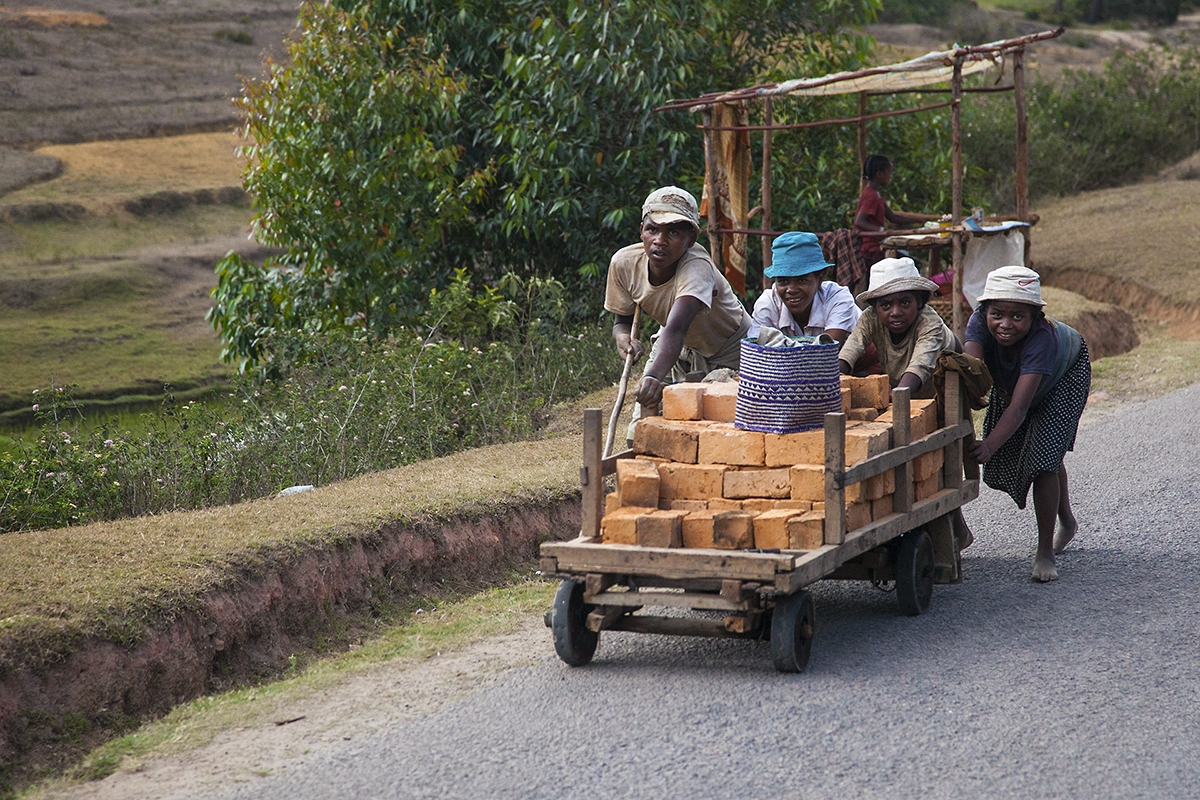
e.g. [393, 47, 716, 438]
[551, 579, 598, 666]
[770, 590, 815, 673]
[896, 528, 934, 616]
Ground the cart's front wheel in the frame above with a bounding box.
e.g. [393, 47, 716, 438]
[551, 579, 598, 666]
[770, 590, 815, 673]
[896, 528, 934, 616]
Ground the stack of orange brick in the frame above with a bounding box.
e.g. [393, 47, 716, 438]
[600, 376, 942, 551]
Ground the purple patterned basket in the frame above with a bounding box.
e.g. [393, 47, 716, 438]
[735, 338, 841, 434]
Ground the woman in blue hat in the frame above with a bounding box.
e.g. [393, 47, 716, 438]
[751, 231, 861, 344]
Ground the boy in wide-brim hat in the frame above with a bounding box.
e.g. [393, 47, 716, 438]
[751, 231, 860, 342]
[837, 256, 960, 399]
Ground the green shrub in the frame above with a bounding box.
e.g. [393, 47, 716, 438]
[1, 273, 615, 532]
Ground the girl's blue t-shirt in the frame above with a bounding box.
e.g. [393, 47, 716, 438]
[965, 309, 1056, 396]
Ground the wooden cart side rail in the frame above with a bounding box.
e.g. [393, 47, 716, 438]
[542, 539, 795, 582]
[777, 479, 978, 593]
[840, 420, 972, 487]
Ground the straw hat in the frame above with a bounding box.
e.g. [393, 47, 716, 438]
[642, 186, 700, 229]
[855, 257, 938, 305]
[976, 265, 1046, 306]
[765, 231, 835, 278]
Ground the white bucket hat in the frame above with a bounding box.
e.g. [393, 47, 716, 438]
[976, 265, 1045, 306]
[856, 257, 939, 305]
[642, 186, 700, 229]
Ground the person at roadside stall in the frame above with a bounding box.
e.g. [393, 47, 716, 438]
[854, 154, 943, 275]
[837, 257, 961, 400]
[964, 266, 1090, 584]
[751, 231, 860, 343]
[606, 186, 753, 438]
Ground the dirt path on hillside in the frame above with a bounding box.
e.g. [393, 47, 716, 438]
[36, 618, 548, 800]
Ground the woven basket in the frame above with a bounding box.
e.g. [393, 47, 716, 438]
[735, 338, 842, 434]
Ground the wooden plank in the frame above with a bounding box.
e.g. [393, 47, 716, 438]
[720, 579, 743, 603]
[950, 57, 965, 342]
[824, 413, 847, 546]
[541, 541, 791, 582]
[893, 387, 913, 514]
[857, 92, 868, 179]
[601, 449, 634, 476]
[841, 421, 973, 485]
[1013, 47, 1029, 222]
[703, 108, 723, 275]
[608, 615, 751, 639]
[590, 589, 747, 612]
[582, 409, 604, 540]
[585, 573, 616, 597]
[943, 371, 964, 489]
[775, 481, 979, 593]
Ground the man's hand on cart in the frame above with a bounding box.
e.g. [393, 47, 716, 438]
[634, 373, 665, 406]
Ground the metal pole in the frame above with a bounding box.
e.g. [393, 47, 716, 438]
[761, 98, 773, 289]
[702, 107, 723, 275]
[950, 57, 965, 342]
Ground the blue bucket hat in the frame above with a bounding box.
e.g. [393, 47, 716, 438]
[765, 231, 834, 279]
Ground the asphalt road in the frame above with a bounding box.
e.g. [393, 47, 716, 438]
[199, 385, 1200, 800]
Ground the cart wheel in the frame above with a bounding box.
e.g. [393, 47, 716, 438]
[770, 590, 815, 673]
[551, 579, 598, 666]
[896, 528, 935, 616]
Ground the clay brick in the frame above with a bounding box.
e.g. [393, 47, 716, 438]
[789, 464, 825, 502]
[914, 472, 942, 501]
[753, 509, 798, 549]
[844, 374, 891, 410]
[913, 448, 944, 482]
[635, 454, 669, 463]
[812, 501, 825, 513]
[662, 498, 707, 512]
[789, 510, 826, 550]
[863, 468, 896, 501]
[698, 423, 765, 466]
[724, 467, 791, 499]
[605, 492, 619, 516]
[601, 506, 651, 544]
[632, 417, 700, 463]
[912, 399, 938, 439]
[847, 407, 879, 422]
[662, 382, 706, 421]
[701, 381, 739, 422]
[708, 498, 743, 510]
[840, 385, 852, 414]
[845, 501, 872, 531]
[657, 462, 726, 500]
[845, 424, 891, 465]
[637, 509, 686, 548]
[763, 429, 825, 467]
[686, 509, 755, 549]
[871, 494, 894, 520]
[741, 498, 777, 513]
[774, 499, 812, 512]
[616, 458, 661, 508]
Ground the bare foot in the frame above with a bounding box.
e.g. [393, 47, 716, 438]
[1032, 552, 1058, 583]
[1053, 520, 1077, 555]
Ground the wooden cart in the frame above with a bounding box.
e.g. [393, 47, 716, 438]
[540, 374, 978, 673]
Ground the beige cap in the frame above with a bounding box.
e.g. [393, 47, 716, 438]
[976, 265, 1045, 306]
[642, 186, 700, 229]
[856, 257, 938, 304]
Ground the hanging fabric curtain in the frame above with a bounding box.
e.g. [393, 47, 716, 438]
[700, 102, 751, 294]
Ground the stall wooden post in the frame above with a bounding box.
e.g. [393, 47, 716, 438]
[950, 57, 966, 342]
[761, 97, 774, 289]
[1013, 47, 1032, 268]
[823, 412, 847, 546]
[581, 408, 604, 540]
[857, 91, 868, 187]
[702, 108, 723, 276]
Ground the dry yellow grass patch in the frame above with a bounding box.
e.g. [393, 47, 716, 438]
[1034, 180, 1200, 306]
[0, 132, 246, 212]
[0, 7, 107, 27]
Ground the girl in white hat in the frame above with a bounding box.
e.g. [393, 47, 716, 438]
[964, 266, 1091, 583]
[837, 257, 960, 399]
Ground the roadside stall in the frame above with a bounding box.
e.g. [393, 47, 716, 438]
[656, 29, 1063, 339]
